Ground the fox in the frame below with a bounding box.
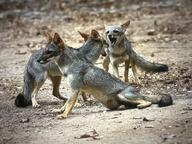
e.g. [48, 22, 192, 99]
[102, 20, 168, 83]
[37, 31, 173, 119]
[15, 30, 104, 108]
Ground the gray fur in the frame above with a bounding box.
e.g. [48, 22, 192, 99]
[15, 36, 103, 107]
[37, 41, 173, 115]
[103, 23, 168, 83]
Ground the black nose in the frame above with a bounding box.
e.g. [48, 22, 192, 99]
[37, 59, 40, 63]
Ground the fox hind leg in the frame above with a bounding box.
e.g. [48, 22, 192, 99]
[136, 100, 152, 109]
[117, 87, 152, 109]
[49, 76, 68, 101]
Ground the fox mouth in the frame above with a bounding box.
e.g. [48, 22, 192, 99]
[38, 59, 50, 64]
[37, 57, 54, 64]
[108, 35, 117, 45]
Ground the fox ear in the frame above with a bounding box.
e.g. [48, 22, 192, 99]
[78, 31, 89, 41]
[44, 32, 52, 43]
[91, 29, 100, 39]
[53, 33, 64, 49]
[121, 20, 130, 32]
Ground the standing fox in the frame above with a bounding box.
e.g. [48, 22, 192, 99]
[37, 31, 172, 119]
[102, 20, 168, 83]
[15, 30, 103, 108]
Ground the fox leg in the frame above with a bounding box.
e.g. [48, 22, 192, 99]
[49, 76, 68, 101]
[117, 87, 152, 108]
[124, 59, 130, 82]
[102, 55, 110, 72]
[57, 90, 79, 119]
[117, 93, 152, 109]
[131, 63, 140, 84]
[52, 90, 79, 114]
[112, 61, 119, 78]
[52, 101, 67, 114]
[31, 88, 40, 108]
[73, 91, 87, 108]
[78, 91, 88, 102]
[136, 100, 152, 109]
[80, 91, 88, 102]
[31, 81, 44, 108]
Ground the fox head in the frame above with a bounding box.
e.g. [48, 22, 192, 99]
[37, 32, 65, 64]
[79, 29, 108, 56]
[105, 20, 130, 46]
[78, 29, 102, 42]
[79, 29, 107, 50]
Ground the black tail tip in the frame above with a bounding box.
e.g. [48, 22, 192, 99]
[15, 93, 31, 107]
[158, 94, 173, 107]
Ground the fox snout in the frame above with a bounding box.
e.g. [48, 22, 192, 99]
[37, 58, 46, 64]
[37, 59, 44, 64]
[37, 55, 50, 64]
[108, 35, 117, 45]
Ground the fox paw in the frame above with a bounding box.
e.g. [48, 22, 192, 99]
[56, 95, 68, 102]
[132, 80, 141, 86]
[57, 114, 67, 119]
[137, 102, 152, 109]
[32, 102, 40, 108]
[137, 104, 145, 109]
[51, 109, 63, 114]
[74, 102, 83, 108]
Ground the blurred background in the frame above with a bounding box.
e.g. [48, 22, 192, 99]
[0, 1, 192, 144]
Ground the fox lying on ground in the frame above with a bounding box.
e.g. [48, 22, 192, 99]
[15, 30, 104, 108]
[102, 20, 168, 83]
[37, 31, 173, 119]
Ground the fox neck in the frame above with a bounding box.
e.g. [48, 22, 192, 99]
[55, 48, 75, 73]
[81, 39, 102, 52]
[80, 39, 102, 63]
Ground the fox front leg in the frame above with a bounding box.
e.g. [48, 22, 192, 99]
[111, 61, 120, 78]
[57, 90, 79, 119]
[51, 102, 67, 114]
[31, 82, 45, 108]
[131, 64, 140, 84]
[102, 55, 110, 72]
[124, 59, 130, 82]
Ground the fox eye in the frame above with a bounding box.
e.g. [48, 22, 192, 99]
[113, 30, 119, 33]
[106, 31, 109, 34]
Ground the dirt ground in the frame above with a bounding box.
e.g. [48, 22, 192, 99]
[0, 0, 192, 144]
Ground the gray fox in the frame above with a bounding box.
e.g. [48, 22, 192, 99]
[102, 20, 168, 83]
[15, 30, 103, 108]
[37, 32, 173, 119]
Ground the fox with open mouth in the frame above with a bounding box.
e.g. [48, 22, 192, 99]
[102, 20, 168, 84]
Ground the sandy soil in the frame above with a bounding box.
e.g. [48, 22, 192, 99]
[0, 0, 192, 144]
